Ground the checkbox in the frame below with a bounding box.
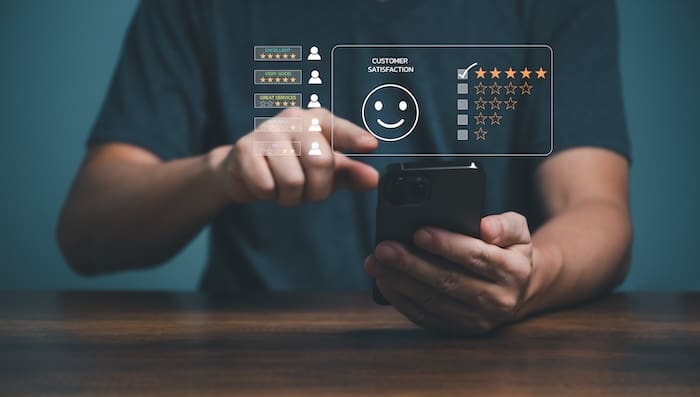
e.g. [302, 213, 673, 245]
[457, 83, 468, 94]
[457, 114, 469, 126]
[457, 69, 469, 80]
[457, 130, 469, 141]
[457, 99, 469, 110]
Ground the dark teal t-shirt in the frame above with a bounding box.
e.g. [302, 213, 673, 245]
[89, 0, 629, 291]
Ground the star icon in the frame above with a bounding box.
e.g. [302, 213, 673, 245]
[489, 112, 503, 125]
[282, 101, 289, 106]
[505, 67, 517, 79]
[474, 97, 487, 110]
[474, 127, 487, 141]
[259, 52, 266, 59]
[290, 53, 297, 59]
[505, 97, 517, 110]
[475, 67, 487, 79]
[259, 77, 266, 83]
[282, 77, 289, 83]
[536, 67, 548, 79]
[488, 82, 502, 95]
[290, 101, 296, 106]
[520, 67, 532, 79]
[474, 82, 487, 94]
[474, 112, 488, 125]
[504, 82, 517, 95]
[282, 53, 289, 59]
[275, 101, 281, 107]
[275, 77, 281, 83]
[488, 97, 502, 110]
[519, 81, 533, 95]
[490, 67, 501, 79]
[290, 77, 297, 83]
[266, 77, 274, 83]
[267, 54, 274, 59]
[275, 53, 281, 59]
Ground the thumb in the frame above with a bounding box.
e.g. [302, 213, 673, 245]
[333, 152, 379, 192]
[480, 211, 531, 247]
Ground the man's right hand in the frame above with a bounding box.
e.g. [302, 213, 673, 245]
[210, 108, 379, 207]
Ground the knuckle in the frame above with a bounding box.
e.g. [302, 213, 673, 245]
[437, 270, 460, 293]
[284, 173, 305, 190]
[306, 152, 333, 168]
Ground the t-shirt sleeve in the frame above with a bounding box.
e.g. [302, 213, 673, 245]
[531, 0, 630, 162]
[88, 0, 210, 160]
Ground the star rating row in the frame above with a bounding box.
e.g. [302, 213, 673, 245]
[474, 81, 532, 95]
[273, 100, 297, 107]
[474, 67, 547, 80]
[259, 52, 297, 60]
[474, 96, 518, 111]
[258, 76, 298, 84]
[474, 112, 503, 126]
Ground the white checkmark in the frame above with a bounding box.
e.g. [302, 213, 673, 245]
[458, 69, 469, 79]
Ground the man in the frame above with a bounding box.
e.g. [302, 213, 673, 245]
[57, 0, 631, 335]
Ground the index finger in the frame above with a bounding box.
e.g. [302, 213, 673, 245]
[306, 108, 378, 153]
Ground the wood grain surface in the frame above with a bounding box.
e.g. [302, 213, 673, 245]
[1, 291, 699, 396]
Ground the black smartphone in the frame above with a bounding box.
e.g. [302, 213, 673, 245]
[373, 161, 485, 305]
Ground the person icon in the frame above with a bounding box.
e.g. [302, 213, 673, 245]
[308, 70, 322, 85]
[307, 46, 321, 61]
[308, 141, 322, 156]
[308, 118, 322, 132]
[307, 93, 321, 108]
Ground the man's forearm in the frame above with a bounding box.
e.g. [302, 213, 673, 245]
[57, 144, 232, 275]
[520, 199, 632, 317]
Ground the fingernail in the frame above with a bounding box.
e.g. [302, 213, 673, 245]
[375, 243, 397, 262]
[414, 229, 433, 246]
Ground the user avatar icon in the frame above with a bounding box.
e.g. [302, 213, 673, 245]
[361, 83, 420, 142]
[308, 118, 322, 132]
[307, 93, 321, 108]
[307, 46, 321, 61]
[308, 141, 322, 156]
[308, 70, 322, 85]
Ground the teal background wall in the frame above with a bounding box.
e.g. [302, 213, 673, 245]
[0, 0, 698, 290]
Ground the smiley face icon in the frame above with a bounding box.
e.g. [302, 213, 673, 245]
[361, 83, 420, 142]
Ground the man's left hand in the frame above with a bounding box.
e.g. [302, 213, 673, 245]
[365, 211, 536, 335]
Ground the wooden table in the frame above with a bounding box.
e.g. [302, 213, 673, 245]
[1, 291, 698, 396]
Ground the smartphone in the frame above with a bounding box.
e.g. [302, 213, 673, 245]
[373, 161, 485, 305]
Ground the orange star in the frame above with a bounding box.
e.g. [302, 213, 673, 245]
[474, 97, 487, 110]
[505, 97, 517, 110]
[475, 67, 487, 79]
[488, 97, 502, 110]
[519, 81, 532, 95]
[474, 112, 487, 125]
[490, 67, 501, 79]
[536, 67, 548, 79]
[474, 127, 487, 141]
[504, 82, 517, 95]
[474, 82, 487, 94]
[505, 68, 517, 79]
[520, 67, 532, 79]
[489, 112, 503, 125]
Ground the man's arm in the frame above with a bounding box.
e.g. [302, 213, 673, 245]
[365, 147, 632, 334]
[58, 108, 378, 275]
[522, 147, 632, 315]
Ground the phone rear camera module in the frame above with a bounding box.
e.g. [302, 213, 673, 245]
[385, 174, 431, 206]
